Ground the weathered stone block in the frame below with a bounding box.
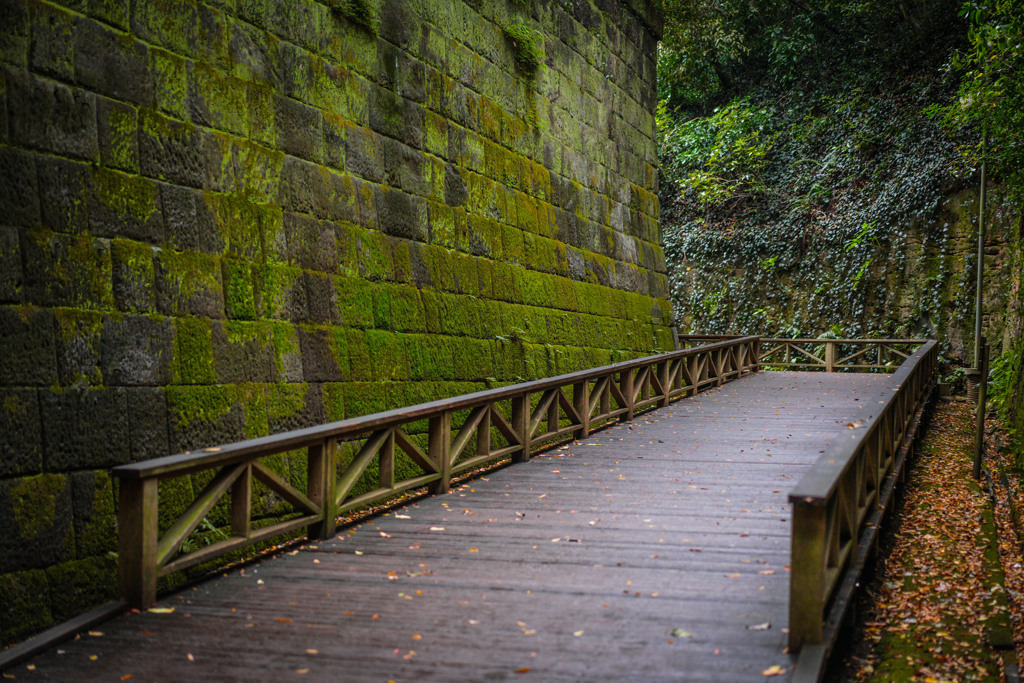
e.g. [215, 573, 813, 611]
[0, 569, 52, 645]
[126, 386, 170, 461]
[336, 275, 383, 328]
[20, 230, 114, 309]
[95, 97, 140, 173]
[222, 258, 257, 320]
[0, 146, 39, 228]
[52, 308, 103, 386]
[374, 186, 428, 242]
[278, 154, 328, 216]
[345, 123, 385, 183]
[110, 239, 157, 313]
[100, 313, 173, 386]
[89, 166, 164, 243]
[366, 329, 409, 380]
[324, 171, 360, 226]
[131, 0, 199, 57]
[297, 324, 346, 382]
[342, 381, 387, 419]
[74, 18, 152, 105]
[70, 470, 117, 558]
[149, 46, 188, 118]
[154, 249, 224, 318]
[0, 226, 22, 303]
[284, 211, 337, 272]
[139, 108, 204, 187]
[161, 183, 222, 254]
[0, 474, 73, 573]
[165, 384, 260, 453]
[89, 0, 130, 30]
[7, 69, 98, 160]
[269, 322, 304, 383]
[257, 263, 307, 321]
[40, 386, 130, 469]
[406, 334, 455, 381]
[211, 320, 275, 384]
[303, 271, 340, 324]
[30, 2, 75, 80]
[0, 1, 29, 66]
[275, 95, 323, 162]
[266, 382, 325, 434]
[0, 388, 42, 477]
[45, 555, 119, 624]
[172, 316, 215, 385]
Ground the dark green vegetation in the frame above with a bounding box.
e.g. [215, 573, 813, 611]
[657, 0, 1017, 353]
[0, 0, 668, 646]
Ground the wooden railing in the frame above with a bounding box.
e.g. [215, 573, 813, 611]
[760, 338, 924, 371]
[113, 337, 761, 608]
[787, 340, 938, 658]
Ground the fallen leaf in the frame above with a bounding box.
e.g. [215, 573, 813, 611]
[276, 617, 293, 623]
[186, 653, 194, 662]
[670, 628, 693, 638]
[87, 631, 104, 636]
[747, 622, 771, 631]
[147, 607, 175, 614]
[515, 667, 532, 674]
[762, 665, 786, 676]
[430, 527, 445, 531]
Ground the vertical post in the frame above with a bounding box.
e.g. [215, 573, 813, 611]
[512, 394, 530, 463]
[477, 406, 492, 458]
[118, 476, 159, 609]
[621, 369, 634, 421]
[688, 355, 700, 396]
[788, 501, 827, 651]
[753, 337, 762, 372]
[230, 463, 251, 538]
[379, 430, 395, 489]
[573, 381, 590, 438]
[974, 138, 988, 368]
[974, 337, 990, 480]
[659, 361, 671, 407]
[547, 389, 560, 435]
[429, 412, 452, 493]
[716, 349, 725, 386]
[307, 438, 337, 540]
[825, 341, 835, 372]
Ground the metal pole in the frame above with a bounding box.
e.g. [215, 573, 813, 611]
[974, 133, 988, 368]
[973, 336, 989, 480]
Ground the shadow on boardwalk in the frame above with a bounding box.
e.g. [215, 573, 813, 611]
[14, 372, 886, 682]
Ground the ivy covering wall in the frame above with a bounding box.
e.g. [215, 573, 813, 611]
[0, 0, 670, 645]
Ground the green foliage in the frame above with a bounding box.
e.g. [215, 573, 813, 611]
[931, 0, 1024, 198]
[504, 21, 542, 74]
[326, 0, 378, 34]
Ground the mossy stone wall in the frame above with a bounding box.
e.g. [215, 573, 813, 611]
[0, 0, 670, 645]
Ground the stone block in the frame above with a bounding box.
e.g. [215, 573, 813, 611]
[184, 61, 246, 135]
[74, 17, 152, 105]
[131, 0, 199, 57]
[70, 470, 117, 558]
[165, 384, 251, 453]
[0, 226, 21, 302]
[344, 123, 384, 183]
[266, 382, 325, 434]
[297, 324, 346, 382]
[0, 146, 39, 227]
[342, 381, 387, 419]
[88, 166, 164, 243]
[374, 186, 428, 242]
[89, 0, 130, 30]
[344, 329, 371, 381]
[365, 329, 409, 380]
[127, 386, 170, 461]
[7, 69, 98, 161]
[97, 97, 140, 172]
[386, 283, 426, 332]
[0, 474, 73, 573]
[154, 249, 224, 318]
[284, 211, 337, 272]
[40, 385, 130, 469]
[229, 17, 277, 86]
[257, 263, 307, 322]
[30, 2, 75, 80]
[222, 258, 257, 320]
[275, 95, 323, 162]
[304, 271, 340, 325]
[406, 334, 455, 381]
[110, 239, 157, 313]
[211, 320, 275, 384]
[45, 555, 119, 624]
[0, 306, 56, 386]
[278, 154, 328, 216]
[0, 1, 29, 66]
[100, 313, 173, 386]
[324, 171, 360, 225]
[20, 230, 113, 310]
[161, 183, 222, 254]
[139, 108, 205, 188]
[335, 275, 381, 328]
[36, 155, 89, 236]
[0, 388, 42, 477]
[149, 46, 188, 118]
[52, 308, 104, 386]
[268, 322, 304, 382]
[0, 569, 52, 646]
[172, 316, 215, 385]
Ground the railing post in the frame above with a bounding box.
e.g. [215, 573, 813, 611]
[659, 361, 671, 407]
[573, 381, 590, 438]
[825, 341, 835, 372]
[230, 463, 252, 538]
[622, 369, 634, 421]
[753, 338, 761, 371]
[512, 394, 530, 462]
[118, 476, 158, 609]
[789, 500, 827, 651]
[307, 438, 337, 540]
[429, 411, 452, 493]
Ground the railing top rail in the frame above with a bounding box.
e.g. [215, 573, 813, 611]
[113, 336, 759, 480]
[787, 340, 938, 505]
[762, 338, 926, 344]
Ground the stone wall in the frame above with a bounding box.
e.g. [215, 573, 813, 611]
[0, 0, 670, 645]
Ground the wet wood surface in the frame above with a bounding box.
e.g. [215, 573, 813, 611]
[15, 371, 886, 682]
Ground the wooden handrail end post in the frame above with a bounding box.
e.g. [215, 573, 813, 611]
[788, 501, 827, 652]
[307, 439, 337, 540]
[117, 477, 158, 609]
[428, 412, 452, 494]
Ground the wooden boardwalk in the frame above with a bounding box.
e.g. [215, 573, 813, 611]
[16, 371, 888, 682]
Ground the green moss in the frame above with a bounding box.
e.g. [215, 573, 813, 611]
[223, 259, 257, 320]
[386, 284, 426, 332]
[166, 384, 233, 428]
[406, 333, 456, 381]
[150, 47, 188, 118]
[343, 381, 387, 418]
[366, 330, 410, 380]
[326, 0, 378, 34]
[45, 556, 119, 623]
[265, 382, 309, 424]
[504, 21, 542, 75]
[0, 570, 53, 645]
[336, 275, 385, 328]
[322, 382, 346, 421]
[173, 317, 215, 384]
[9, 474, 67, 540]
[53, 308, 104, 385]
[256, 263, 303, 320]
